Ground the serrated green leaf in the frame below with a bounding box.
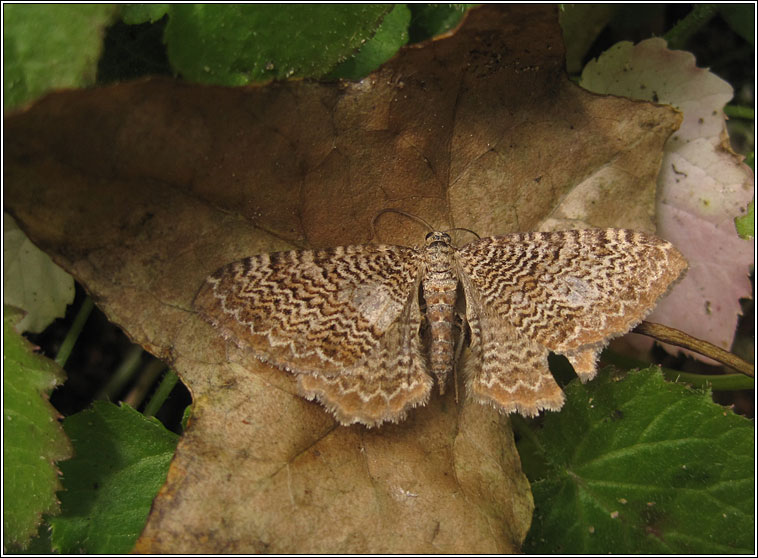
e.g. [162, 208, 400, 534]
[522, 367, 754, 554]
[328, 4, 411, 80]
[4, 214, 75, 334]
[3, 522, 54, 555]
[49, 401, 179, 554]
[3, 4, 117, 110]
[3, 306, 72, 549]
[164, 4, 391, 85]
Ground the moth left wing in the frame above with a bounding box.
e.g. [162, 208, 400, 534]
[296, 287, 433, 427]
[194, 244, 424, 376]
[194, 243, 434, 426]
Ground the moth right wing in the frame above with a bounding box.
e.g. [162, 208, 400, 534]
[458, 278, 565, 418]
[456, 229, 686, 417]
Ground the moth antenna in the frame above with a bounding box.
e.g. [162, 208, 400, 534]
[371, 208, 436, 241]
[444, 227, 481, 245]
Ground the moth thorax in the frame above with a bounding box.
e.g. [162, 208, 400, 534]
[424, 232, 455, 273]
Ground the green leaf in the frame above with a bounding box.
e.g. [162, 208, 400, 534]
[164, 4, 392, 85]
[328, 4, 411, 80]
[4, 214, 75, 334]
[49, 401, 179, 554]
[718, 4, 755, 46]
[559, 4, 617, 74]
[734, 201, 754, 239]
[119, 3, 170, 25]
[522, 367, 754, 554]
[3, 3, 117, 110]
[3, 306, 72, 549]
[408, 4, 471, 42]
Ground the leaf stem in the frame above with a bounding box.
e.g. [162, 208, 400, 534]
[634, 321, 754, 377]
[601, 351, 754, 391]
[663, 4, 719, 50]
[724, 105, 755, 120]
[55, 296, 94, 367]
[143, 369, 179, 418]
[123, 358, 166, 409]
[96, 345, 144, 400]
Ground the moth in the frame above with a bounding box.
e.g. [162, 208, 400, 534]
[194, 228, 686, 427]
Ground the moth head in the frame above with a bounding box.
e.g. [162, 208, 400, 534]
[425, 231, 452, 246]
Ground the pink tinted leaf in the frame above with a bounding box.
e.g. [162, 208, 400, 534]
[581, 38, 754, 357]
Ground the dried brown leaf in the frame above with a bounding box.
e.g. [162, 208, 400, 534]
[4, 5, 680, 553]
